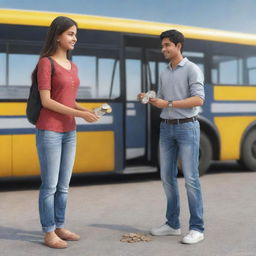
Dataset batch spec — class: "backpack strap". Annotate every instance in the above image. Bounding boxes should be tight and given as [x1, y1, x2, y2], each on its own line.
[47, 56, 55, 76]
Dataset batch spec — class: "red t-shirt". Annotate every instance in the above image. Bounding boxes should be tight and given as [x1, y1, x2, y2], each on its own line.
[36, 57, 80, 132]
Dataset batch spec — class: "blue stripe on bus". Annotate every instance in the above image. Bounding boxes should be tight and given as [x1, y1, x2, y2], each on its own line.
[0, 116, 27, 118]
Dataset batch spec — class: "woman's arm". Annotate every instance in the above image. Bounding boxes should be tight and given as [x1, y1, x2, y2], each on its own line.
[40, 90, 98, 122]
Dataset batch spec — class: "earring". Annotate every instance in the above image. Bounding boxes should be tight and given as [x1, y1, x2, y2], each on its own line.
[57, 40, 60, 42]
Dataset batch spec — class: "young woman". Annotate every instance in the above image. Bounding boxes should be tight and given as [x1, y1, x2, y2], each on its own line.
[33, 16, 98, 249]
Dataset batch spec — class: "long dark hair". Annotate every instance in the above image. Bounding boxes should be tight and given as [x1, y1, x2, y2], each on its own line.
[32, 16, 78, 83]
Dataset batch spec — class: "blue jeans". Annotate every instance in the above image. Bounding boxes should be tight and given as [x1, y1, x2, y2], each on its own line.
[159, 120, 204, 232]
[36, 129, 76, 233]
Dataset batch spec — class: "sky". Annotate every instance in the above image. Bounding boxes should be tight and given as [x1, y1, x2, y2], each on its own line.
[0, 0, 256, 34]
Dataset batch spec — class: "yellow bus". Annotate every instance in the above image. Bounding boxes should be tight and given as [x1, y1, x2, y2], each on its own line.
[1, 9, 256, 177]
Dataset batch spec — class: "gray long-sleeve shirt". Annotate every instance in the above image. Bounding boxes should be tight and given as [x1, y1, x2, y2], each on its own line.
[157, 57, 205, 119]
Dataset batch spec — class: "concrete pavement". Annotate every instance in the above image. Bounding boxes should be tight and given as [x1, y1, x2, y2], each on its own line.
[0, 164, 256, 256]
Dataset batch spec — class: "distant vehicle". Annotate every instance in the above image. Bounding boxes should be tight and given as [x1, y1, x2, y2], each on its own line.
[0, 9, 256, 177]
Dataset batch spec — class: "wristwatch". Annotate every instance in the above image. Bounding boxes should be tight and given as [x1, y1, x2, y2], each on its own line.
[167, 101, 173, 108]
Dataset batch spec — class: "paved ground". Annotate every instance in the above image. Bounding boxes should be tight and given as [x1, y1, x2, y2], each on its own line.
[0, 162, 256, 256]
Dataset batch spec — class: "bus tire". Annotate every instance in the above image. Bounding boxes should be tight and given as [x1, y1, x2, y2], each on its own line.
[199, 131, 212, 176]
[240, 129, 256, 171]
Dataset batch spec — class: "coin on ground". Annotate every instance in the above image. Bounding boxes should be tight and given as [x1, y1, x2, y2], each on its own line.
[120, 233, 153, 243]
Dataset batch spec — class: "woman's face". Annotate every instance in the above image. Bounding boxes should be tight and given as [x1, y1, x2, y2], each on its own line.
[57, 25, 77, 51]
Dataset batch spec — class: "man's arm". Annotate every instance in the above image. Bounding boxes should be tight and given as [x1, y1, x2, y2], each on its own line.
[149, 96, 204, 109]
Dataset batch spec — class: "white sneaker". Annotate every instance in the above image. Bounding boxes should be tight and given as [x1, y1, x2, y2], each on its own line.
[151, 224, 181, 236]
[182, 230, 204, 244]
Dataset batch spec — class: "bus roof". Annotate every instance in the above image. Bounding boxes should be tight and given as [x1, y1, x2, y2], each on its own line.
[1, 8, 256, 46]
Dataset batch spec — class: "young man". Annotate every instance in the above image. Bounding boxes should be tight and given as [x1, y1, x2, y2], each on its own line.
[138, 29, 205, 244]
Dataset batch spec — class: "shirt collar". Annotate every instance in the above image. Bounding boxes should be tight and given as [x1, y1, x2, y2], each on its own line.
[168, 57, 188, 69]
[177, 57, 188, 67]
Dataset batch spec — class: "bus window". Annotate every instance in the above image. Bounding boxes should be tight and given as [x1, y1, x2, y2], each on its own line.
[73, 54, 120, 99]
[183, 51, 204, 58]
[145, 48, 167, 92]
[183, 51, 205, 74]
[126, 59, 141, 100]
[211, 56, 244, 85]
[98, 58, 120, 99]
[159, 62, 167, 74]
[73, 56, 96, 98]
[8, 54, 38, 86]
[248, 70, 256, 85]
[148, 61, 156, 85]
[247, 56, 256, 85]
[0, 52, 6, 86]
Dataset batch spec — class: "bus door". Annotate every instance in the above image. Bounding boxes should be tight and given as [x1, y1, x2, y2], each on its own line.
[145, 49, 168, 165]
[124, 46, 149, 172]
[123, 45, 165, 173]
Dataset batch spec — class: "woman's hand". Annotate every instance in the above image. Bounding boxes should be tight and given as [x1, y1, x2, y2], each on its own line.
[81, 111, 99, 122]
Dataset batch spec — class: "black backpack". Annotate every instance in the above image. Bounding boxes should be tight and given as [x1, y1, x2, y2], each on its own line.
[26, 57, 55, 125]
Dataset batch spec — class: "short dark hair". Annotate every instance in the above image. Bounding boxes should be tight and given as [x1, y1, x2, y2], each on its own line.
[160, 29, 184, 52]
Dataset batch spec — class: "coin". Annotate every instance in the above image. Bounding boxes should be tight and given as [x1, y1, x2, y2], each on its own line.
[120, 233, 153, 243]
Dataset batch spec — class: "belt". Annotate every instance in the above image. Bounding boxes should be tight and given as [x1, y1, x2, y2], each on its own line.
[161, 116, 197, 125]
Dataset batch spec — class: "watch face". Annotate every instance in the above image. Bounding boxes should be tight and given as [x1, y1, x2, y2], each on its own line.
[168, 102, 172, 108]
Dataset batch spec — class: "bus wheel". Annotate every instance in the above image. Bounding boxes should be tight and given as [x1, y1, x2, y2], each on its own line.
[199, 131, 212, 176]
[240, 129, 256, 171]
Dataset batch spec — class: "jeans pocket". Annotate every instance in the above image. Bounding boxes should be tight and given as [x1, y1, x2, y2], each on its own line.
[160, 122, 168, 130]
[180, 120, 199, 130]
[179, 122, 194, 130]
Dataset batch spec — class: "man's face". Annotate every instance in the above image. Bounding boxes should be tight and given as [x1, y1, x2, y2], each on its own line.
[161, 38, 180, 60]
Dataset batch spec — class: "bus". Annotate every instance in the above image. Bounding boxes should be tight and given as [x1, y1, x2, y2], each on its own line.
[1, 9, 256, 178]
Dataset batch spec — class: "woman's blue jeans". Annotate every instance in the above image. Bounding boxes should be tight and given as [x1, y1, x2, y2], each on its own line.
[159, 120, 204, 232]
[36, 129, 76, 233]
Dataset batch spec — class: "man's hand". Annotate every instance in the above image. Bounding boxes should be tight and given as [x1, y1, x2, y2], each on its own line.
[149, 98, 168, 109]
[137, 93, 146, 102]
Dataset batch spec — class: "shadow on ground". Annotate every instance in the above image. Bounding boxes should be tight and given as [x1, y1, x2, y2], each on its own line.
[89, 223, 148, 233]
[0, 226, 43, 244]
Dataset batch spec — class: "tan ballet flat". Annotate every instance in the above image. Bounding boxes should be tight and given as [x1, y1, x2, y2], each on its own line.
[44, 235, 68, 249]
[55, 229, 80, 241]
